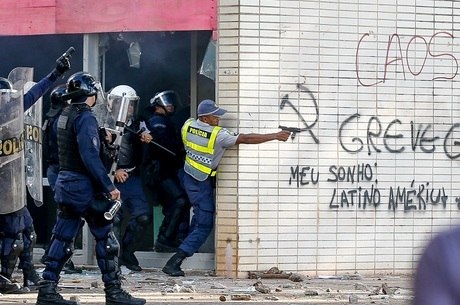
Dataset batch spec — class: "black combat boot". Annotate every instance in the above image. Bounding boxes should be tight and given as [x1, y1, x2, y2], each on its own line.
[23, 267, 41, 288]
[36, 280, 77, 305]
[62, 259, 82, 274]
[162, 250, 186, 276]
[119, 248, 142, 272]
[105, 282, 146, 305]
[0, 275, 20, 294]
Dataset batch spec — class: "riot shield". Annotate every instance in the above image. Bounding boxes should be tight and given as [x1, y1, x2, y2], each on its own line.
[101, 87, 140, 220]
[107, 93, 139, 127]
[24, 81, 43, 207]
[8, 67, 34, 91]
[93, 85, 116, 129]
[0, 73, 27, 214]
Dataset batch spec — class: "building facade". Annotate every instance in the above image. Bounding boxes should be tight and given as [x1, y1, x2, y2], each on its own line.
[215, 0, 460, 278]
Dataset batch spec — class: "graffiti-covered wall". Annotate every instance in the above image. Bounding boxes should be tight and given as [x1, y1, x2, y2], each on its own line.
[216, 0, 460, 277]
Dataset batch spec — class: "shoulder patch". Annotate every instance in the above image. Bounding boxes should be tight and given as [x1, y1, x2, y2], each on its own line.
[92, 136, 99, 147]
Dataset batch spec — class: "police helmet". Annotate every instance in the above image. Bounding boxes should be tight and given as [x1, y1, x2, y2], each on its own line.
[46, 84, 67, 117]
[108, 85, 138, 99]
[107, 85, 140, 118]
[0, 77, 13, 91]
[50, 84, 67, 106]
[66, 72, 98, 101]
[149, 90, 179, 113]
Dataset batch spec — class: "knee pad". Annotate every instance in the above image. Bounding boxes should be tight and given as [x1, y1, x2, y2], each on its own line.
[11, 234, 24, 256]
[48, 235, 75, 259]
[95, 231, 121, 283]
[0, 234, 24, 277]
[97, 231, 119, 258]
[23, 228, 37, 249]
[18, 228, 36, 270]
[0, 235, 23, 257]
[45, 239, 74, 279]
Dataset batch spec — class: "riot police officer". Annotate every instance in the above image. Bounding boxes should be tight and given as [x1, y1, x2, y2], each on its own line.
[143, 90, 191, 253]
[106, 85, 152, 272]
[0, 53, 72, 294]
[41, 84, 80, 274]
[35, 72, 145, 305]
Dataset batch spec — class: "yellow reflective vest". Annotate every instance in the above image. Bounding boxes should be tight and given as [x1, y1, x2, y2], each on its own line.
[181, 118, 222, 181]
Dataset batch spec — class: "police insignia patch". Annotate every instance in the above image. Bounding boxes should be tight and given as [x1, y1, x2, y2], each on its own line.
[92, 136, 98, 147]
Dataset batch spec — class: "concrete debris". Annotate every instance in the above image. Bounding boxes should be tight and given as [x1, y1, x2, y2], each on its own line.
[253, 281, 270, 294]
[265, 295, 279, 301]
[180, 285, 196, 293]
[353, 282, 369, 291]
[232, 286, 256, 294]
[211, 283, 227, 289]
[1, 268, 413, 305]
[341, 273, 364, 280]
[248, 266, 306, 282]
[69, 295, 81, 303]
[349, 294, 359, 303]
[230, 294, 251, 301]
[304, 289, 319, 296]
[288, 273, 306, 282]
[382, 282, 397, 295]
[248, 266, 290, 279]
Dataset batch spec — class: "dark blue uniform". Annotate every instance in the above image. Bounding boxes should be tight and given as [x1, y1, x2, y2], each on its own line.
[0, 70, 61, 291]
[41, 98, 81, 274]
[42, 103, 119, 284]
[36, 71, 145, 305]
[113, 121, 151, 271]
[145, 112, 190, 251]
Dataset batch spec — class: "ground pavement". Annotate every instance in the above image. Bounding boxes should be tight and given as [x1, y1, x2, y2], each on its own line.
[0, 266, 414, 305]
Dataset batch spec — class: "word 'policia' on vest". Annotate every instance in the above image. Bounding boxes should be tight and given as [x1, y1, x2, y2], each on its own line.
[188, 126, 210, 138]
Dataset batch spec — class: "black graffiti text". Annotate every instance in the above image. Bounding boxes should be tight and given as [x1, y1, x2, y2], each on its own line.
[329, 185, 381, 209]
[327, 163, 374, 183]
[339, 114, 460, 159]
[388, 180, 448, 211]
[289, 165, 320, 187]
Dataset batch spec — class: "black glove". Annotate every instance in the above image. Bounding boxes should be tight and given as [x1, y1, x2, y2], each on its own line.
[53, 47, 75, 76]
[55, 56, 71, 75]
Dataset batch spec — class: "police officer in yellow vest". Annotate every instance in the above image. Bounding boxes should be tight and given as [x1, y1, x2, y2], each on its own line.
[162, 99, 291, 276]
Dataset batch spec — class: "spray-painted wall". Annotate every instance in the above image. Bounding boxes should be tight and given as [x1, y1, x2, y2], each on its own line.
[215, 0, 460, 277]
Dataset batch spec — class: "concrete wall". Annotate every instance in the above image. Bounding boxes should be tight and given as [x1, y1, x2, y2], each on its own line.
[215, 0, 460, 278]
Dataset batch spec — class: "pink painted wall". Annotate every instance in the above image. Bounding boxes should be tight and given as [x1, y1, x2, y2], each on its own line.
[0, 0, 217, 36]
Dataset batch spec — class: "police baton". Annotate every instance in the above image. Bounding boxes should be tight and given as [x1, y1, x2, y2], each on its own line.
[125, 126, 177, 157]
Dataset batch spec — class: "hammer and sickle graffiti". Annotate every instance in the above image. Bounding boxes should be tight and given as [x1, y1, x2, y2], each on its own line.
[279, 83, 319, 143]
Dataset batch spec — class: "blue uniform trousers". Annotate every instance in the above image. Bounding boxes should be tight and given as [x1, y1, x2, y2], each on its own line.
[116, 175, 150, 220]
[42, 209, 116, 283]
[178, 174, 214, 256]
[115, 174, 151, 247]
[0, 207, 36, 275]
